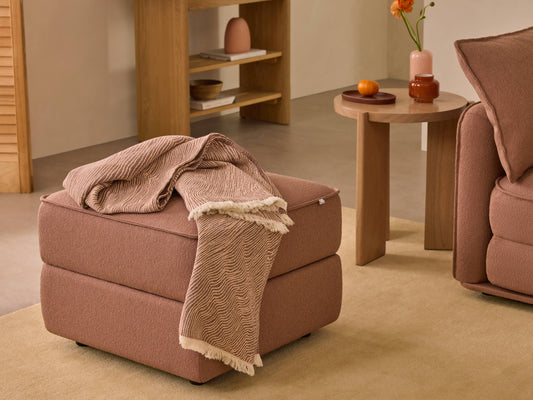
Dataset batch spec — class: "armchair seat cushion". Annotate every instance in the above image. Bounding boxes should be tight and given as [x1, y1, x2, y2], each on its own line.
[487, 168, 533, 294]
[490, 168, 533, 246]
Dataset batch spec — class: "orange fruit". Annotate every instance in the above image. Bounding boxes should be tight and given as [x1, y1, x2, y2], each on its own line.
[358, 80, 379, 97]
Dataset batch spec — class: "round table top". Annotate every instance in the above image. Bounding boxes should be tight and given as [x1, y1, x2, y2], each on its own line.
[334, 88, 468, 123]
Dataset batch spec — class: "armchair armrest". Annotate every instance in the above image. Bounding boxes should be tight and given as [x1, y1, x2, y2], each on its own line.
[453, 103, 504, 283]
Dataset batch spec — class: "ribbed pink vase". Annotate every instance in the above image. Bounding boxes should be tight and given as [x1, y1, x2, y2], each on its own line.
[409, 49, 433, 81]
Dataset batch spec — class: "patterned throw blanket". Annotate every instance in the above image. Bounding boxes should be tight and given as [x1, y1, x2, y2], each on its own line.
[63, 133, 293, 376]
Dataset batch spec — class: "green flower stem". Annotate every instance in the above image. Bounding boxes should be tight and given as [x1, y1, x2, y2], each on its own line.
[400, 2, 436, 52]
[415, 16, 424, 49]
[415, 3, 435, 50]
[400, 10, 421, 51]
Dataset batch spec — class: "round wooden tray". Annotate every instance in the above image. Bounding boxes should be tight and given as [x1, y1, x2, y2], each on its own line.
[342, 90, 396, 105]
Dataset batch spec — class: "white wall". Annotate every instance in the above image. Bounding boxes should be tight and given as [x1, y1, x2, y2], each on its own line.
[424, 0, 533, 101]
[23, 0, 400, 158]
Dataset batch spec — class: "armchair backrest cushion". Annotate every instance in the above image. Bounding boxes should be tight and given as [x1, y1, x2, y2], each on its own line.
[455, 26, 533, 182]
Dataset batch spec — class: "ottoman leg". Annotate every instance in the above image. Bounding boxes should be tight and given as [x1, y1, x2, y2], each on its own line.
[189, 380, 205, 386]
[75, 341, 88, 347]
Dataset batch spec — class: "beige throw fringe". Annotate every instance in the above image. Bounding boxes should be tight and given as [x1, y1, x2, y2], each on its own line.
[63, 133, 293, 375]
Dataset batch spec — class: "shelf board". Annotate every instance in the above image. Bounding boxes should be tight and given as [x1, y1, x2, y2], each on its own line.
[189, 51, 282, 74]
[189, 0, 272, 11]
[190, 88, 281, 118]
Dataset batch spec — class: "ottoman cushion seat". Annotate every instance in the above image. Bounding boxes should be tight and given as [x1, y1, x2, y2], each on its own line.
[39, 173, 341, 303]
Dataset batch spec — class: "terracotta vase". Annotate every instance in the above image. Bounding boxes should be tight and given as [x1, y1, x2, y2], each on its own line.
[409, 49, 433, 81]
[224, 17, 251, 54]
[409, 73, 439, 103]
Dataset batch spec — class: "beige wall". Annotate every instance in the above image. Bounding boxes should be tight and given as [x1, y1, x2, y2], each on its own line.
[424, 0, 533, 101]
[291, 0, 389, 98]
[25, 1, 407, 158]
[24, 0, 137, 159]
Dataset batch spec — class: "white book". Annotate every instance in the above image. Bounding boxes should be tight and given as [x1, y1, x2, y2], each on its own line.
[190, 95, 236, 110]
[199, 48, 267, 62]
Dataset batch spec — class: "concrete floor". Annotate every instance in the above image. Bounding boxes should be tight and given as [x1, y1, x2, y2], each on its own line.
[0, 81, 427, 316]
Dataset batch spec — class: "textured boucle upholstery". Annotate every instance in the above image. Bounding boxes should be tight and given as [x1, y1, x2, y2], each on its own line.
[454, 28, 533, 304]
[490, 170, 533, 246]
[454, 90, 533, 303]
[455, 26, 533, 182]
[486, 169, 533, 294]
[453, 103, 504, 284]
[41, 256, 342, 384]
[486, 238, 533, 296]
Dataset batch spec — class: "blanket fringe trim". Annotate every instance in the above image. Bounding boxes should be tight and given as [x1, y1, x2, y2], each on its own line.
[179, 335, 262, 376]
[188, 197, 294, 234]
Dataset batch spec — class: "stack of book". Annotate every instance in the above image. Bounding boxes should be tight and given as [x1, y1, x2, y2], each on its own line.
[190, 95, 236, 111]
[199, 48, 267, 62]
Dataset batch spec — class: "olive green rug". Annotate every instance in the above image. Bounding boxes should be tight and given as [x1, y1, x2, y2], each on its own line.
[2, 208, 533, 399]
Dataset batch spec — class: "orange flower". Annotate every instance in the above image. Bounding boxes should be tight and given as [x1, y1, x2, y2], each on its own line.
[397, 0, 414, 12]
[390, 1, 435, 52]
[390, 1, 402, 18]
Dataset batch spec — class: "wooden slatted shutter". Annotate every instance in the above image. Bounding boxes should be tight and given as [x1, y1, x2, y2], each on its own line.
[0, 0, 31, 193]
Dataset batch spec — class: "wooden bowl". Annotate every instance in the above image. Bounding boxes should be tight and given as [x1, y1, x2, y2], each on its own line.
[189, 79, 223, 101]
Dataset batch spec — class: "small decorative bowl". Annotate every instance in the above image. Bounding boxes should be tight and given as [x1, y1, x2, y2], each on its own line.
[189, 79, 223, 101]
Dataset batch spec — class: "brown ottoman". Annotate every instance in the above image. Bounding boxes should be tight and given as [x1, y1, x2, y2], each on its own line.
[38, 172, 343, 383]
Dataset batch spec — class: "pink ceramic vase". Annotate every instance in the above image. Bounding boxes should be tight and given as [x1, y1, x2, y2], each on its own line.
[409, 49, 433, 81]
[224, 17, 251, 54]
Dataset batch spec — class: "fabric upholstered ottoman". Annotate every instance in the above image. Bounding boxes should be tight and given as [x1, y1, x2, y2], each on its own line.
[39, 172, 342, 384]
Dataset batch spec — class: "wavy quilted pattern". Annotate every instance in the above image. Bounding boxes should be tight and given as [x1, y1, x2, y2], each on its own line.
[63, 133, 292, 375]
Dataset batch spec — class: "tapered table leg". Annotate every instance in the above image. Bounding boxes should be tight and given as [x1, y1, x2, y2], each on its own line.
[425, 118, 458, 250]
[355, 112, 390, 265]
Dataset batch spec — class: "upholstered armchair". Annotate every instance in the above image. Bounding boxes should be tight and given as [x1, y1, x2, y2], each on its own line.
[454, 27, 533, 303]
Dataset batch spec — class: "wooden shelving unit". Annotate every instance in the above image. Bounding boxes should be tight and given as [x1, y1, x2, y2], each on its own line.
[134, 0, 290, 141]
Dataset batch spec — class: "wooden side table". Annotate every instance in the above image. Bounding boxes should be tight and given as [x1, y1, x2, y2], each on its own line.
[334, 88, 467, 265]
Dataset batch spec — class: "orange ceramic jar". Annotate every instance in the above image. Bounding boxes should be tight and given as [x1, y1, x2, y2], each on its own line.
[409, 74, 439, 103]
